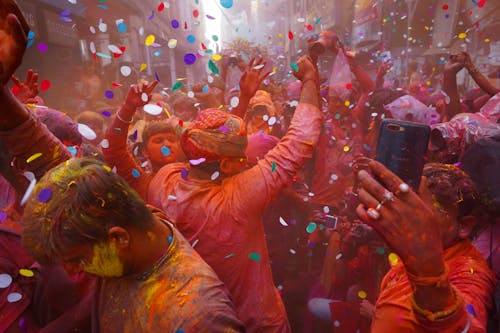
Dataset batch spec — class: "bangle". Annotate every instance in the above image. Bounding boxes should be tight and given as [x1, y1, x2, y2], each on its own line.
[468, 67, 478, 74]
[410, 286, 462, 322]
[116, 111, 133, 124]
[406, 265, 449, 288]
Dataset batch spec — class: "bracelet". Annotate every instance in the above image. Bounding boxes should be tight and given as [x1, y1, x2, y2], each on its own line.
[410, 286, 462, 322]
[468, 67, 478, 74]
[116, 111, 133, 124]
[406, 265, 449, 288]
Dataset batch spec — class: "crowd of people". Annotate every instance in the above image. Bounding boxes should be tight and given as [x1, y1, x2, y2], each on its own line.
[0, 1, 499, 332]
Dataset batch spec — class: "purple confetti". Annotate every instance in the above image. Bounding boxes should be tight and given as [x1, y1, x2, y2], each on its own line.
[38, 43, 48, 53]
[181, 168, 189, 179]
[0, 211, 7, 222]
[171, 19, 179, 29]
[148, 11, 154, 20]
[219, 125, 230, 133]
[38, 188, 52, 203]
[206, 15, 215, 20]
[466, 304, 476, 317]
[132, 130, 138, 141]
[184, 53, 197, 65]
[101, 110, 111, 117]
[104, 90, 114, 99]
[155, 72, 160, 82]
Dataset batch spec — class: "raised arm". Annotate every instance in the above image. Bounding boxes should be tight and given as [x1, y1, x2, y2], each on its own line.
[231, 57, 271, 119]
[102, 81, 157, 200]
[463, 52, 500, 97]
[442, 54, 466, 119]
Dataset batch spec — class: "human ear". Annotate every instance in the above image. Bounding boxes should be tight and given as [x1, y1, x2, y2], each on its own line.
[457, 215, 477, 239]
[108, 226, 130, 249]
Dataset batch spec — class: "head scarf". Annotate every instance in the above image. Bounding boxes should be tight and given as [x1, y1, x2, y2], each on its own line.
[180, 108, 247, 162]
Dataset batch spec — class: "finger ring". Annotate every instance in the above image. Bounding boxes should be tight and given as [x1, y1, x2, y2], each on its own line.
[382, 191, 394, 202]
[367, 208, 380, 220]
[398, 183, 410, 194]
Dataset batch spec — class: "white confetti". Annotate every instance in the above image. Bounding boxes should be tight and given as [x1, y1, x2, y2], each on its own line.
[168, 195, 177, 201]
[279, 217, 288, 226]
[89, 42, 96, 54]
[7, 292, 22, 303]
[253, 64, 265, 70]
[89, 25, 96, 34]
[336, 253, 343, 260]
[289, 249, 296, 254]
[141, 93, 149, 103]
[168, 39, 177, 49]
[189, 158, 206, 166]
[98, 19, 107, 32]
[78, 123, 97, 141]
[120, 66, 132, 77]
[191, 239, 199, 248]
[20, 171, 36, 206]
[0, 274, 13, 288]
[268, 116, 277, 126]
[187, 91, 195, 98]
[100, 139, 109, 149]
[143, 104, 163, 116]
[211, 171, 220, 180]
[108, 45, 122, 54]
[323, 206, 330, 214]
[230, 96, 239, 108]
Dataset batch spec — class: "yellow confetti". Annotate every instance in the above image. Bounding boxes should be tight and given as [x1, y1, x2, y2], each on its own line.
[145, 34, 155, 46]
[212, 54, 222, 61]
[103, 165, 112, 172]
[26, 153, 42, 163]
[19, 269, 34, 277]
[140, 63, 147, 72]
[484, 38, 491, 43]
[358, 290, 367, 299]
[278, 33, 283, 39]
[458, 32, 467, 39]
[343, 146, 350, 152]
[470, 267, 474, 274]
[344, 101, 351, 107]
[382, 18, 387, 23]
[408, 36, 413, 41]
[388, 253, 399, 266]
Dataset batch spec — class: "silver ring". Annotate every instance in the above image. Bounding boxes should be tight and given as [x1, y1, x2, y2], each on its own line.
[367, 208, 380, 220]
[382, 191, 395, 202]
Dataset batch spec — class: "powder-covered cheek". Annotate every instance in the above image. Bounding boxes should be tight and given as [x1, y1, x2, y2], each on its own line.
[83, 242, 124, 277]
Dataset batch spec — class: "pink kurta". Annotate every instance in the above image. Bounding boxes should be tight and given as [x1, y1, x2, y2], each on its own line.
[147, 102, 323, 331]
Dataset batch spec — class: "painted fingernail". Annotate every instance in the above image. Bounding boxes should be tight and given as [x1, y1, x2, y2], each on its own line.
[367, 208, 380, 220]
[398, 183, 410, 193]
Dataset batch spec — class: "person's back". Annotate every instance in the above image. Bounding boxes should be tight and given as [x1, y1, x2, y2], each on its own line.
[148, 55, 323, 331]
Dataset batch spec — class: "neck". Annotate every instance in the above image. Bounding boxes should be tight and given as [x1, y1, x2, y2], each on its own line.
[131, 216, 173, 276]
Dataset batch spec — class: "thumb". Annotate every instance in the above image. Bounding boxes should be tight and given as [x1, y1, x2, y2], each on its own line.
[417, 176, 433, 202]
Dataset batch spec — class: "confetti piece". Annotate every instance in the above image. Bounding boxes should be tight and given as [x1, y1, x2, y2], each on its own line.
[268, 117, 277, 126]
[290, 62, 299, 72]
[189, 158, 206, 166]
[358, 290, 367, 299]
[104, 90, 114, 99]
[0, 211, 7, 222]
[314, 17, 321, 25]
[288, 31, 294, 40]
[271, 162, 277, 172]
[0, 274, 13, 288]
[143, 104, 163, 116]
[172, 81, 183, 91]
[78, 123, 97, 140]
[168, 39, 178, 49]
[171, 19, 179, 29]
[225, 253, 235, 259]
[458, 32, 467, 39]
[206, 15, 215, 20]
[192, 239, 199, 248]
[186, 35, 196, 43]
[208, 60, 220, 75]
[376, 247, 385, 255]
[38, 188, 52, 203]
[343, 145, 350, 152]
[67, 146, 77, 157]
[306, 222, 317, 233]
[38, 43, 48, 53]
[230, 96, 239, 108]
[248, 252, 261, 262]
[184, 53, 197, 65]
[132, 169, 141, 178]
[212, 35, 219, 42]
[211, 171, 220, 180]
[120, 66, 132, 77]
[117, 22, 127, 33]
[181, 168, 189, 179]
[193, 9, 199, 18]
[161, 146, 171, 156]
[7, 293, 22, 303]
[388, 253, 399, 266]
[20, 172, 36, 206]
[26, 153, 42, 163]
[442, 4, 449, 10]
[279, 217, 288, 226]
[336, 253, 343, 260]
[344, 101, 350, 107]
[145, 34, 155, 46]
[465, 304, 476, 317]
[220, 0, 233, 8]
[158, 2, 165, 11]
[19, 269, 34, 278]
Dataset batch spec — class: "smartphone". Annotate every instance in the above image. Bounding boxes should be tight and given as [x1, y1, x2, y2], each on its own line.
[324, 215, 338, 229]
[375, 119, 430, 189]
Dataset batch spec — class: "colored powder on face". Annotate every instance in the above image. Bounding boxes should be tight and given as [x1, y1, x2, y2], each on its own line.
[83, 242, 124, 277]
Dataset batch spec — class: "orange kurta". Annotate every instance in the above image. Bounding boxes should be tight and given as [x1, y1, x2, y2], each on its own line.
[372, 240, 496, 332]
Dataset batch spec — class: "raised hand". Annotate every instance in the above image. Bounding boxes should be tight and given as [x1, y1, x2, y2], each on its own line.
[238, 57, 271, 99]
[292, 55, 318, 86]
[11, 69, 38, 103]
[444, 53, 466, 74]
[353, 158, 444, 277]
[0, 0, 30, 85]
[121, 81, 158, 118]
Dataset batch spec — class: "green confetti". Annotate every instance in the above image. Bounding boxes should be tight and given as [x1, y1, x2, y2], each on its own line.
[315, 17, 322, 25]
[208, 59, 220, 75]
[248, 252, 261, 262]
[172, 81, 183, 91]
[376, 247, 386, 255]
[290, 62, 299, 72]
[212, 35, 219, 42]
[271, 162, 277, 172]
[306, 222, 317, 233]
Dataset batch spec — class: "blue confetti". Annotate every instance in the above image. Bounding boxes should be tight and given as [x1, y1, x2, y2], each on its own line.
[202, 85, 209, 93]
[181, 169, 189, 179]
[67, 146, 77, 157]
[117, 22, 127, 33]
[167, 236, 173, 244]
[466, 304, 476, 317]
[132, 168, 141, 178]
[161, 146, 171, 156]
[220, 0, 233, 9]
[27, 31, 35, 39]
[27, 39, 35, 48]
[97, 4, 108, 10]
[186, 35, 196, 43]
